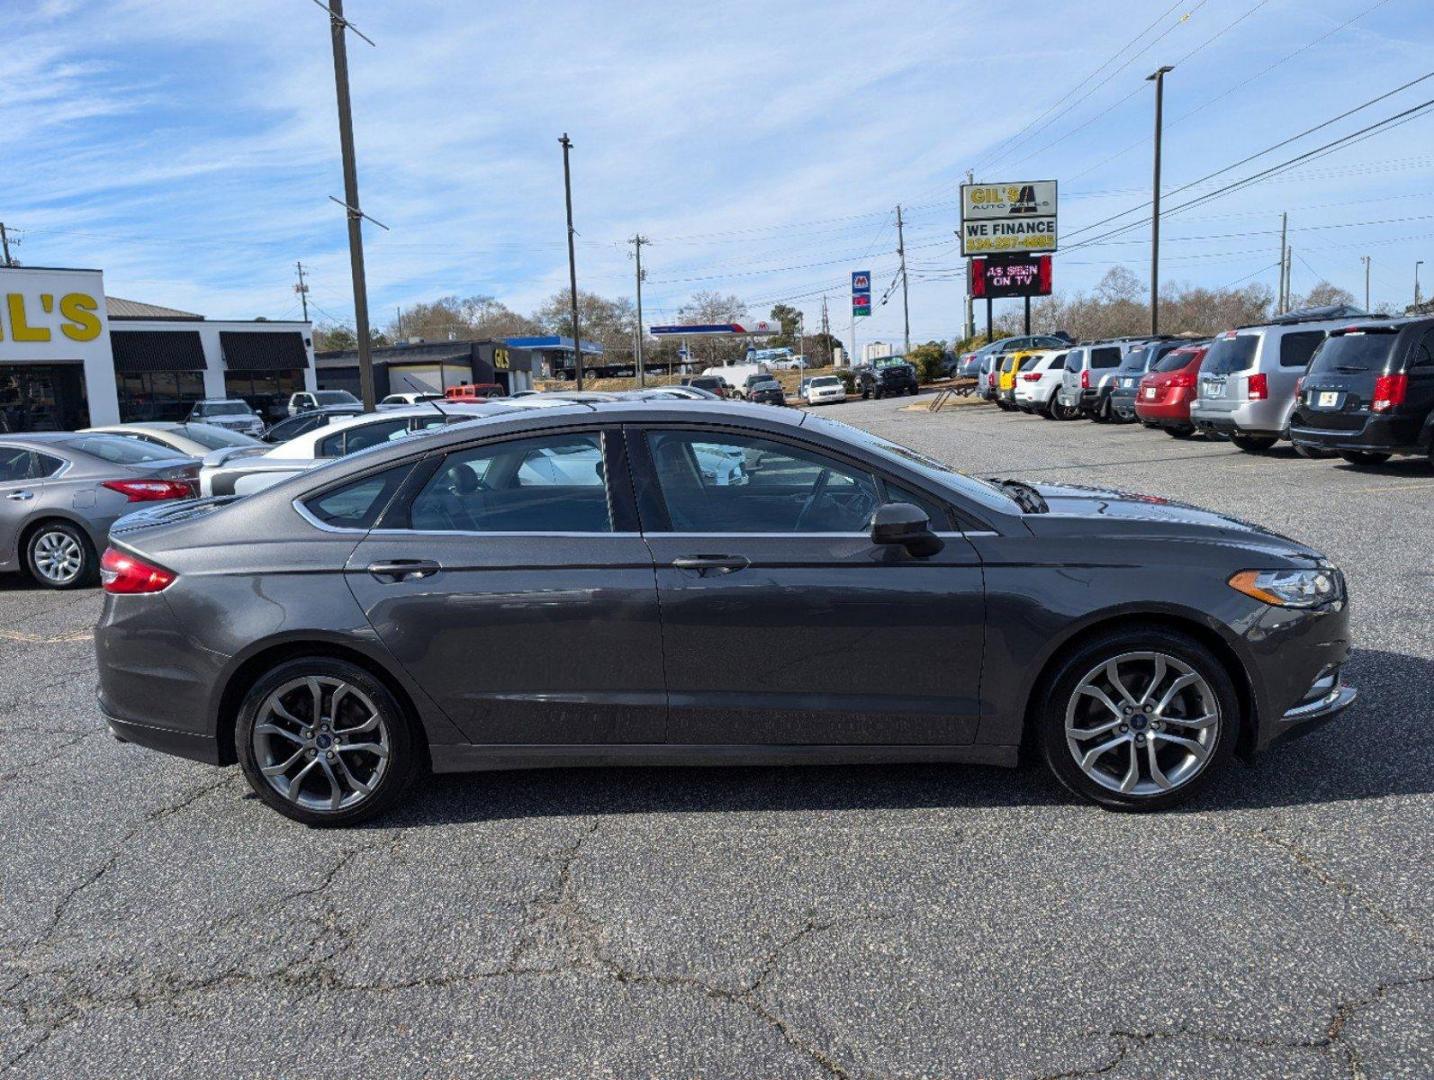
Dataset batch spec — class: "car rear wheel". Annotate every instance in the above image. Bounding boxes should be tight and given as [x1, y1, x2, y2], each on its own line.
[1231, 434, 1278, 453]
[237, 658, 419, 826]
[1039, 628, 1237, 811]
[25, 521, 96, 590]
[1165, 425, 1196, 439]
[1339, 450, 1392, 467]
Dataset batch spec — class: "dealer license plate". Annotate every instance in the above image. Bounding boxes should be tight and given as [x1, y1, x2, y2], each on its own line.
[1143, 387, 1157, 400]
[1318, 391, 1339, 408]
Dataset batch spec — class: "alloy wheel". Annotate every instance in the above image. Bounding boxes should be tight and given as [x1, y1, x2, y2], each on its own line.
[252, 676, 391, 813]
[32, 530, 84, 585]
[1064, 651, 1220, 797]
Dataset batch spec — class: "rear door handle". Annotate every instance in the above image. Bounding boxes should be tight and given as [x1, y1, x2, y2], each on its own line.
[367, 559, 442, 582]
[672, 554, 750, 575]
[6, 490, 34, 501]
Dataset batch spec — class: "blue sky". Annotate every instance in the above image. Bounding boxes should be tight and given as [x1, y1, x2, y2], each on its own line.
[5, 0, 1432, 348]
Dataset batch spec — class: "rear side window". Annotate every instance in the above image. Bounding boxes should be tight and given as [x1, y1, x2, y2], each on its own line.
[305, 463, 414, 530]
[1203, 335, 1259, 374]
[1306, 332, 1399, 375]
[1048, 352, 1068, 370]
[409, 433, 611, 533]
[32, 452, 64, 478]
[1279, 330, 1326, 368]
[1091, 347, 1121, 369]
[1118, 347, 1152, 372]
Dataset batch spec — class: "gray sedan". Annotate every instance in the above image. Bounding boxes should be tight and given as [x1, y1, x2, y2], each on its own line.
[0, 433, 198, 589]
[81, 421, 267, 458]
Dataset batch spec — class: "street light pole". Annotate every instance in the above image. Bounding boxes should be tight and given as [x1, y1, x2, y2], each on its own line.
[631, 234, 648, 386]
[1146, 65, 1174, 337]
[1414, 260, 1423, 308]
[559, 134, 584, 388]
[1362, 255, 1371, 311]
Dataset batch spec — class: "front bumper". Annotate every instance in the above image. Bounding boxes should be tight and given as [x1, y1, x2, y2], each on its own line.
[1262, 671, 1357, 752]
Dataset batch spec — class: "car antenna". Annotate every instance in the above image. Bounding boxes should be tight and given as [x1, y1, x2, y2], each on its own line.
[401, 373, 450, 421]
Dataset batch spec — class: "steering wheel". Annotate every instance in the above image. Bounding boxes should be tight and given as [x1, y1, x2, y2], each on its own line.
[793, 467, 832, 531]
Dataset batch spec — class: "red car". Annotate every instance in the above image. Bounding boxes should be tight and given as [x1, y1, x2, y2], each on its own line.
[444, 382, 506, 402]
[1134, 344, 1208, 438]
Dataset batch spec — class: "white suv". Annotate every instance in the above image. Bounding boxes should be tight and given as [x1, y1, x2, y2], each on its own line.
[1012, 350, 1073, 418]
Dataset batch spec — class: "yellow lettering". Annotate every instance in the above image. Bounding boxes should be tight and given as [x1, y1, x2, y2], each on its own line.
[6, 294, 50, 342]
[59, 293, 101, 341]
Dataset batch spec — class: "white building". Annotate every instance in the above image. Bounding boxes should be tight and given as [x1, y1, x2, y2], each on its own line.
[0, 266, 315, 431]
[862, 341, 894, 363]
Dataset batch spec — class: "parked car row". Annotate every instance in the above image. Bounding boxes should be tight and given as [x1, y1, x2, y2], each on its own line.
[966, 306, 1434, 468]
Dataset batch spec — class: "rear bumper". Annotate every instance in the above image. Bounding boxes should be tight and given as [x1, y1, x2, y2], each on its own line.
[1289, 412, 1427, 455]
[104, 708, 222, 765]
[1135, 389, 1195, 425]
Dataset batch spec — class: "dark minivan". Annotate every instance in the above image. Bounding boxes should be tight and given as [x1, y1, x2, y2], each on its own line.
[1289, 318, 1434, 467]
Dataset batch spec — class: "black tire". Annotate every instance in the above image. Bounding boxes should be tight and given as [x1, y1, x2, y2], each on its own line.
[1038, 626, 1239, 812]
[1165, 425, 1196, 439]
[1338, 450, 1391, 467]
[236, 657, 420, 827]
[1231, 434, 1278, 453]
[861, 387, 871, 400]
[25, 520, 97, 590]
[1091, 397, 1113, 423]
[908, 385, 917, 396]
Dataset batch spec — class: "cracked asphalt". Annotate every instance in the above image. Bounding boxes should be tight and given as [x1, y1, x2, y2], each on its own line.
[2, 396, 1431, 1079]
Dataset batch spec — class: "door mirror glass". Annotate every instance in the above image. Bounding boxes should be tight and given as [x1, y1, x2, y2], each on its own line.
[870, 502, 943, 557]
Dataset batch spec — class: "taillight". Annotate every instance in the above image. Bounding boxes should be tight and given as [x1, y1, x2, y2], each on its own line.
[1170, 371, 1196, 389]
[1247, 373, 1268, 400]
[1021, 372, 1041, 382]
[101, 479, 194, 503]
[101, 547, 176, 594]
[1081, 369, 1090, 389]
[1372, 373, 1407, 412]
[1294, 376, 1305, 401]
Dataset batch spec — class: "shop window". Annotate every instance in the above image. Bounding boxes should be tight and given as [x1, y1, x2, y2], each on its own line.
[116, 371, 206, 423]
[225, 370, 301, 423]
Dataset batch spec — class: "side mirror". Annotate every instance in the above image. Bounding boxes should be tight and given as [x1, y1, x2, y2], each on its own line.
[870, 502, 944, 557]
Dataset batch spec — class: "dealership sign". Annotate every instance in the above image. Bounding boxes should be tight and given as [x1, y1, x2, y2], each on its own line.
[969, 254, 1053, 299]
[851, 270, 871, 317]
[960, 180, 1057, 256]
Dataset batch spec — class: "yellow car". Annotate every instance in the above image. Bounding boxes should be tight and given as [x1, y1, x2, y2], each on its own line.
[996, 349, 1041, 410]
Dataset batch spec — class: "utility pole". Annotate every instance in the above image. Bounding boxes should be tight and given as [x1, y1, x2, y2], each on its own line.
[1361, 255, 1371, 311]
[1285, 248, 1294, 309]
[820, 295, 832, 367]
[559, 133, 584, 389]
[323, 0, 379, 411]
[630, 234, 648, 386]
[1416, 261, 1424, 308]
[896, 204, 911, 355]
[0, 223, 12, 268]
[293, 261, 311, 322]
[1147, 65, 1174, 336]
[964, 169, 975, 340]
[1277, 214, 1287, 315]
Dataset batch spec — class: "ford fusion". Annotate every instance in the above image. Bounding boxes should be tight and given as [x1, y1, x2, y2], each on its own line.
[95, 401, 1354, 825]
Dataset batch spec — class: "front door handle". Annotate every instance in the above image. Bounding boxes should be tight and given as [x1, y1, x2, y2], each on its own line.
[367, 559, 442, 582]
[672, 554, 750, 575]
[6, 490, 34, 501]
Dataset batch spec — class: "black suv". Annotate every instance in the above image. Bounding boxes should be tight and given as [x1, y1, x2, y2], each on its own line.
[1289, 317, 1434, 467]
[857, 359, 919, 399]
[744, 375, 787, 405]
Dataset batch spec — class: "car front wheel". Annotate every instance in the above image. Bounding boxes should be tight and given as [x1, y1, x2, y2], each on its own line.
[1039, 628, 1237, 811]
[236, 658, 419, 826]
[1231, 434, 1278, 453]
[1339, 450, 1392, 467]
[26, 521, 96, 590]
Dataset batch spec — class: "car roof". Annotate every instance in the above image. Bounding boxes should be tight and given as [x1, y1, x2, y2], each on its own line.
[83, 421, 185, 434]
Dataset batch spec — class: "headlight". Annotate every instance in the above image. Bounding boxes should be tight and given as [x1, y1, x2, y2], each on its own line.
[1228, 568, 1339, 608]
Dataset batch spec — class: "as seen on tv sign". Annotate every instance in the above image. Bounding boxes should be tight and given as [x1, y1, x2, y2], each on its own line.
[969, 254, 1052, 299]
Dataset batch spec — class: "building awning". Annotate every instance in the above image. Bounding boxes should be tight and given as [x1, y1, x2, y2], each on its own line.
[220, 330, 309, 372]
[504, 335, 604, 356]
[110, 330, 206, 373]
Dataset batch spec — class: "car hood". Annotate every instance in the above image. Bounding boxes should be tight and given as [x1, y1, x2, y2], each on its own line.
[1019, 481, 1318, 557]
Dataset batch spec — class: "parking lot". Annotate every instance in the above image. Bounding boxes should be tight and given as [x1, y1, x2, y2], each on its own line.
[1, 395, 1431, 1079]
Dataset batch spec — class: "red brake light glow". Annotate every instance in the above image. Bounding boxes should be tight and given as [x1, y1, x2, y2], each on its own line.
[101, 479, 194, 503]
[1080, 369, 1090, 389]
[1170, 371, 1196, 389]
[1247, 373, 1268, 401]
[100, 548, 176, 594]
[1372, 373, 1407, 412]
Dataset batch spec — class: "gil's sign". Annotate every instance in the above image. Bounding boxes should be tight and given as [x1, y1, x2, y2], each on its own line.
[960, 181, 1057, 256]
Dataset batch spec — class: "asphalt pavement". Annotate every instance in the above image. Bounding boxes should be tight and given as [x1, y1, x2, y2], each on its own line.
[1, 397, 1430, 1079]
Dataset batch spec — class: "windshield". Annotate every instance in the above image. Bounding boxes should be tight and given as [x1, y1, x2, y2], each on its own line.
[1154, 348, 1201, 373]
[198, 402, 251, 416]
[65, 435, 185, 464]
[751, 378, 779, 389]
[179, 424, 262, 449]
[800, 413, 1016, 517]
[811, 376, 841, 386]
[1203, 335, 1259, 374]
[1306, 331, 1399, 374]
[874, 356, 907, 368]
[314, 390, 359, 406]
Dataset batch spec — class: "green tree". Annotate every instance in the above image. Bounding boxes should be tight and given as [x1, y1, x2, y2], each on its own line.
[907, 340, 947, 382]
[769, 303, 801, 350]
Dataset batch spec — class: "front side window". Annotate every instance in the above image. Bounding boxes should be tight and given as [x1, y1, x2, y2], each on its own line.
[408, 433, 611, 533]
[646, 430, 879, 534]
